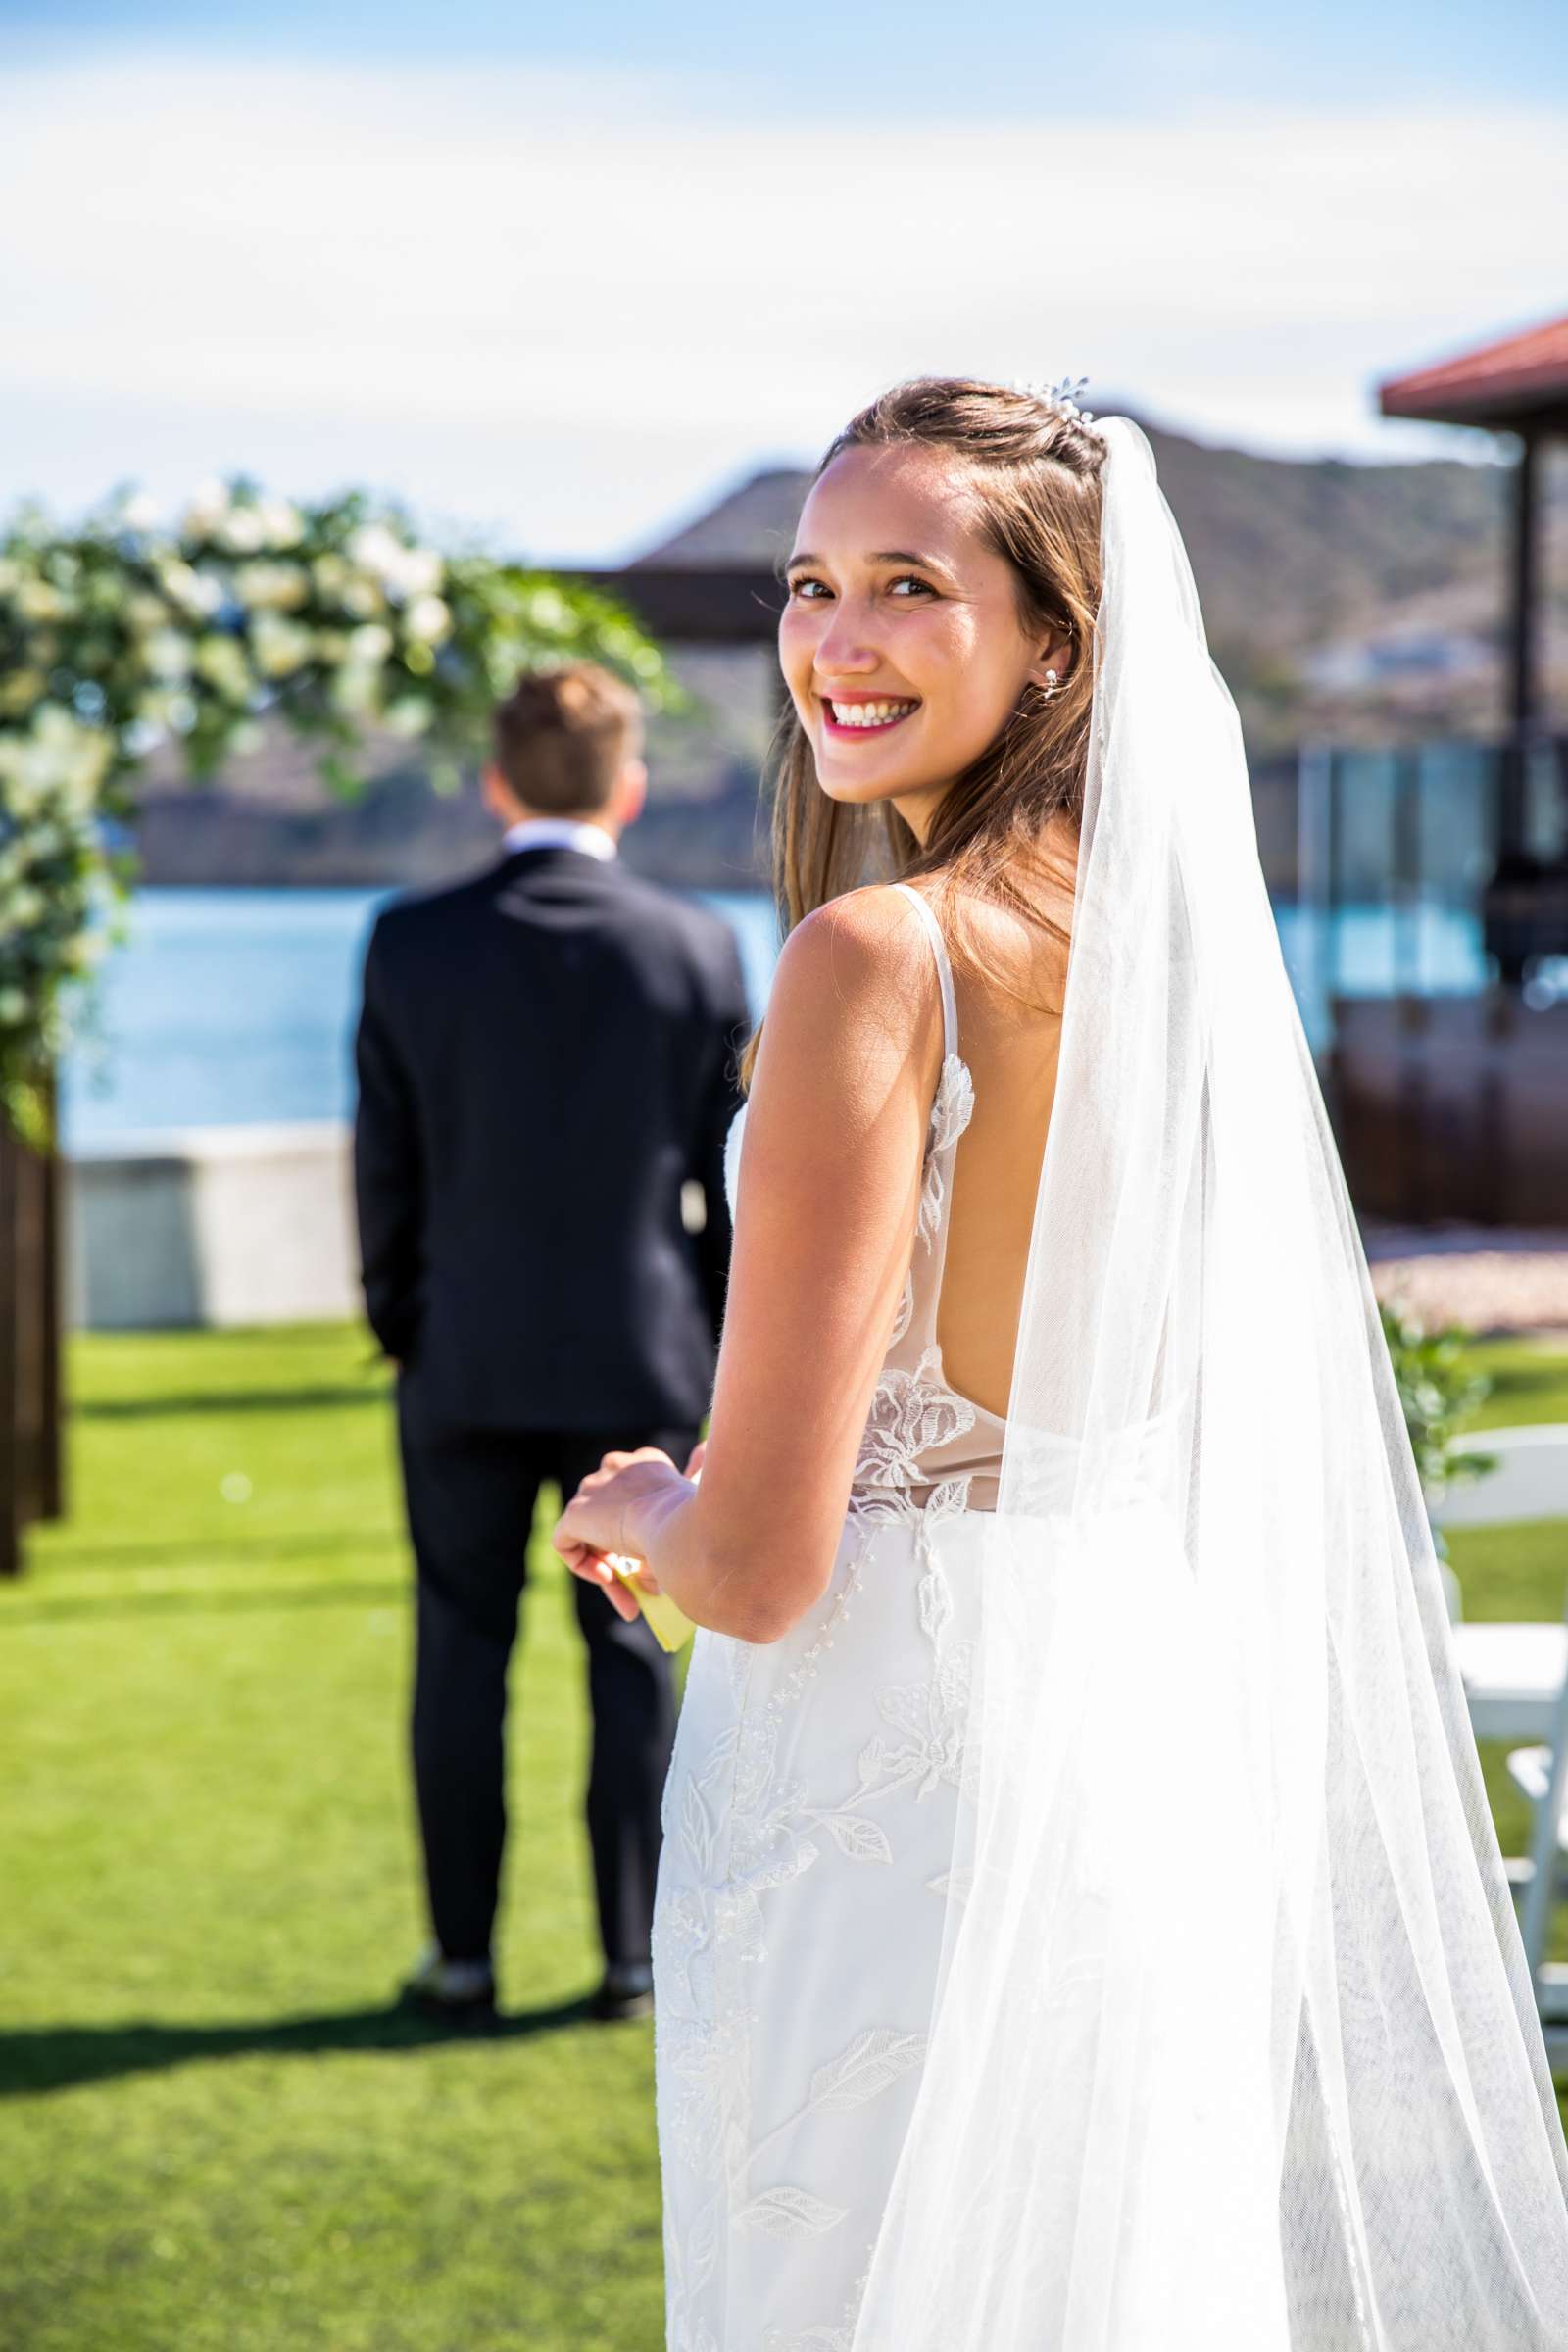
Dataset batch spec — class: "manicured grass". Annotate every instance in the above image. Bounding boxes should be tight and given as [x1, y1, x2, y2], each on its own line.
[1465, 1333, 1568, 1432]
[1, 1325, 663, 2352]
[2, 1327, 1564, 2350]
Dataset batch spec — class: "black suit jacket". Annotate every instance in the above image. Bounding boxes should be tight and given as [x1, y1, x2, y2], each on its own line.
[353, 845, 751, 1434]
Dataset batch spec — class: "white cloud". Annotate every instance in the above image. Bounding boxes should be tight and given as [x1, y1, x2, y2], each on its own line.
[1, 52, 1561, 554]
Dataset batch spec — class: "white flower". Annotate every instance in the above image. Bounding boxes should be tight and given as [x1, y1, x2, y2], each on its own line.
[118, 491, 161, 532]
[181, 478, 230, 535]
[143, 629, 193, 681]
[347, 621, 393, 666]
[0, 667, 46, 716]
[156, 560, 222, 618]
[347, 522, 404, 580]
[341, 577, 384, 619]
[331, 665, 382, 719]
[193, 634, 253, 703]
[6, 887, 42, 926]
[347, 525, 443, 600]
[249, 613, 313, 679]
[0, 987, 30, 1024]
[216, 507, 267, 556]
[403, 593, 450, 644]
[257, 496, 304, 549]
[234, 560, 309, 612]
[384, 695, 433, 738]
[16, 577, 67, 622]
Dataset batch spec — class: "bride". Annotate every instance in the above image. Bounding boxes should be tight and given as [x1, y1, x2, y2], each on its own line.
[554, 379, 1568, 2349]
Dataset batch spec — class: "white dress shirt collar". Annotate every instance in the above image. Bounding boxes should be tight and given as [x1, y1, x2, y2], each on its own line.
[501, 816, 617, 862]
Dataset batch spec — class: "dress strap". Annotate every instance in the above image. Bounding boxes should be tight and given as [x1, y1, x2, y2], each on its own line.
[891, 883, 957, 1061]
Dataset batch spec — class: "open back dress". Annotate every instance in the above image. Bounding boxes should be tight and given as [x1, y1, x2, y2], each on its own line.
[652, 883, 1005, 2352]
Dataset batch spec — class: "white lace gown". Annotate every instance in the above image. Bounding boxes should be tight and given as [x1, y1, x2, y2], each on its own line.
[653, 887, 1004, 2352]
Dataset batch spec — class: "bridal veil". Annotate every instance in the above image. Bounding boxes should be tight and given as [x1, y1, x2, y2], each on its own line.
[850, 417, 1568, 2348]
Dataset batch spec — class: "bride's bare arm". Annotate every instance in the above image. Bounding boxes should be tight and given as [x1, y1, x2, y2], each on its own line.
[555, 886, 940, 1642]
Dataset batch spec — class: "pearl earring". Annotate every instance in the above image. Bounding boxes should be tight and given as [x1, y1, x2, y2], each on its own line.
[1038, 669, 1061, 700]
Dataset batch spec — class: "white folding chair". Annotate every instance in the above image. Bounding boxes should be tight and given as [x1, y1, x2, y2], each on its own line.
[1430, 1425, 1568, 2052]
[1433, 1427, 1568, 1740]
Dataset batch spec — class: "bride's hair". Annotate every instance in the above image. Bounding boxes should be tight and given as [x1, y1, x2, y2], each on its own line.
[742, 377, 1106, 1087]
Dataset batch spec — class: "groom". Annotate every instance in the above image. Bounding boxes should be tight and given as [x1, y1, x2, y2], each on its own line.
[353, 661, 750, 2023]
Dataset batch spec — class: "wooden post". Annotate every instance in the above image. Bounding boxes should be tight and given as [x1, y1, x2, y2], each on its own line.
[0, 1070, 65, 1574]
[39, 1074, 63, 1523]
[1508, 429, 1541, 740]
[0, 1114, 19, 1576]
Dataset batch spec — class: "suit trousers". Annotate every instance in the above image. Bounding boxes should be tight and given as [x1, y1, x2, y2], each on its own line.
[396, 1401, 700, 1970]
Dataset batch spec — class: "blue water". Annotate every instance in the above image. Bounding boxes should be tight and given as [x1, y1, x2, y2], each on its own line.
[62, 887, 783, 1147]
[60, 886, 1487, 1148]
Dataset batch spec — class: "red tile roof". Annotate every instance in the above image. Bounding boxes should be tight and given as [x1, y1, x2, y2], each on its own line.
[1380, 314, 1568, 425]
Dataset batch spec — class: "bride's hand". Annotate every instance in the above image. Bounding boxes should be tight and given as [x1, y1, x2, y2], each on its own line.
[552, 1447, 687, 1621]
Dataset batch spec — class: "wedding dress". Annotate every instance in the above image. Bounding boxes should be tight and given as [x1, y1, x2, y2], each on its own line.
[652, 416, 1568, 2352]
[653, 882, 997, 2352]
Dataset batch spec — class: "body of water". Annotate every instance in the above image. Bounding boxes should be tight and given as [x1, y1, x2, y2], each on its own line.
[60, 884, 1487, 1148]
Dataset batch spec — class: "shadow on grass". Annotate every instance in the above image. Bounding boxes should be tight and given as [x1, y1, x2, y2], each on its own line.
[0, 1577, 407, 1625]
[20, 1527, 406, 1576]
[0, 1994, 603, 2098]
[74, 1383, 394, 1422]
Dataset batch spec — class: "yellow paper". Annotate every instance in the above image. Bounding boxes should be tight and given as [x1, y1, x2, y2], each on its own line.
[609, 1555, 695, 1653]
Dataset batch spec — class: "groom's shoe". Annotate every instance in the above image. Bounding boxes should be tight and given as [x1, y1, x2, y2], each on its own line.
[399, 1945, 498, 2026]
[591, 1960, 654, 2023]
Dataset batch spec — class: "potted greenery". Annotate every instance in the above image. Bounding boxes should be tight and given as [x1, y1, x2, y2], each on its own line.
[1380, 1303, 1497, 1622]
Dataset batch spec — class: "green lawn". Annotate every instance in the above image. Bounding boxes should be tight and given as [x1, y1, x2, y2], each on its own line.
[1, 1326, 664, 2352]
[2, 1325, 1565, 2350]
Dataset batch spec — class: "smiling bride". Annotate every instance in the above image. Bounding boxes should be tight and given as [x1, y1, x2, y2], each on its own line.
[554, 378, 1568, 2350]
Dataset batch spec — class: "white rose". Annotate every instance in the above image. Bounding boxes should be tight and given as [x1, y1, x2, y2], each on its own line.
[403, 594, 450, 644]
[194, 634, 253, 703]
[347, 622, 393, 665]
[218, 507, 267, 556]
[182, 478, 231, 535]
[235, 561, 309, 612]
[17, 578, 67, 622]
[347, 523, 402, 580]
[144, 629, 193, 681]
[384, 695, 433, 739]
[258, 496, 304, 549]
[397, 546, 444, 598]
[0, 987, 31, 1024]
[250, 613, 313, 679]
[330, 665, 382, 720]
[8, 887, 42, 925]
[120, 491, 161, 532]
[157, 560, 222, 618]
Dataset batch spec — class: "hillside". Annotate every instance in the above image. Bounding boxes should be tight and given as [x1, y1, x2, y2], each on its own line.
[131, 417, 1567, 895]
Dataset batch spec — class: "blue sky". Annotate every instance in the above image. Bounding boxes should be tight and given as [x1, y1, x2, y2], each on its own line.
[8, 0, 1565, 114]
[0, 4, 1563, 559]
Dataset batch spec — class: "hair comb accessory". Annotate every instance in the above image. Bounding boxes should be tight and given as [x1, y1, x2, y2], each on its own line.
[1008, 373, 1098, 427]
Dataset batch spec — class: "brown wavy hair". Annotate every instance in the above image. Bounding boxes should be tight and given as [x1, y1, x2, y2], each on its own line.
[743, 377, 1107, 1086]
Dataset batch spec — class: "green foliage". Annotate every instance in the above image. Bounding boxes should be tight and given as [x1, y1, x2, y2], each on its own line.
[1379, 1301, 1497, 1496]
[0, 482, 673, 1136]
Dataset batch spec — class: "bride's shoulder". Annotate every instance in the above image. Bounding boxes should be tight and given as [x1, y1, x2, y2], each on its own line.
[770, 884, 930, 1020]
[769, 884, 939, 1038]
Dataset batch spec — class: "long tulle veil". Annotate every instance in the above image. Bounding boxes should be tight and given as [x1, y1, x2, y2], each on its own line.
[850, 417, 1568, 2348]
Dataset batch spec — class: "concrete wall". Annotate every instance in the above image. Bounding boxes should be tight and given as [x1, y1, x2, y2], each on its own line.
[67, 1123, 361, 1330]
[66, 1124, 710, 1332]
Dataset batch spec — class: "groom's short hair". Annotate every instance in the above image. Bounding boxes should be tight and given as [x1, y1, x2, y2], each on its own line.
[492, 662, 643, 815]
